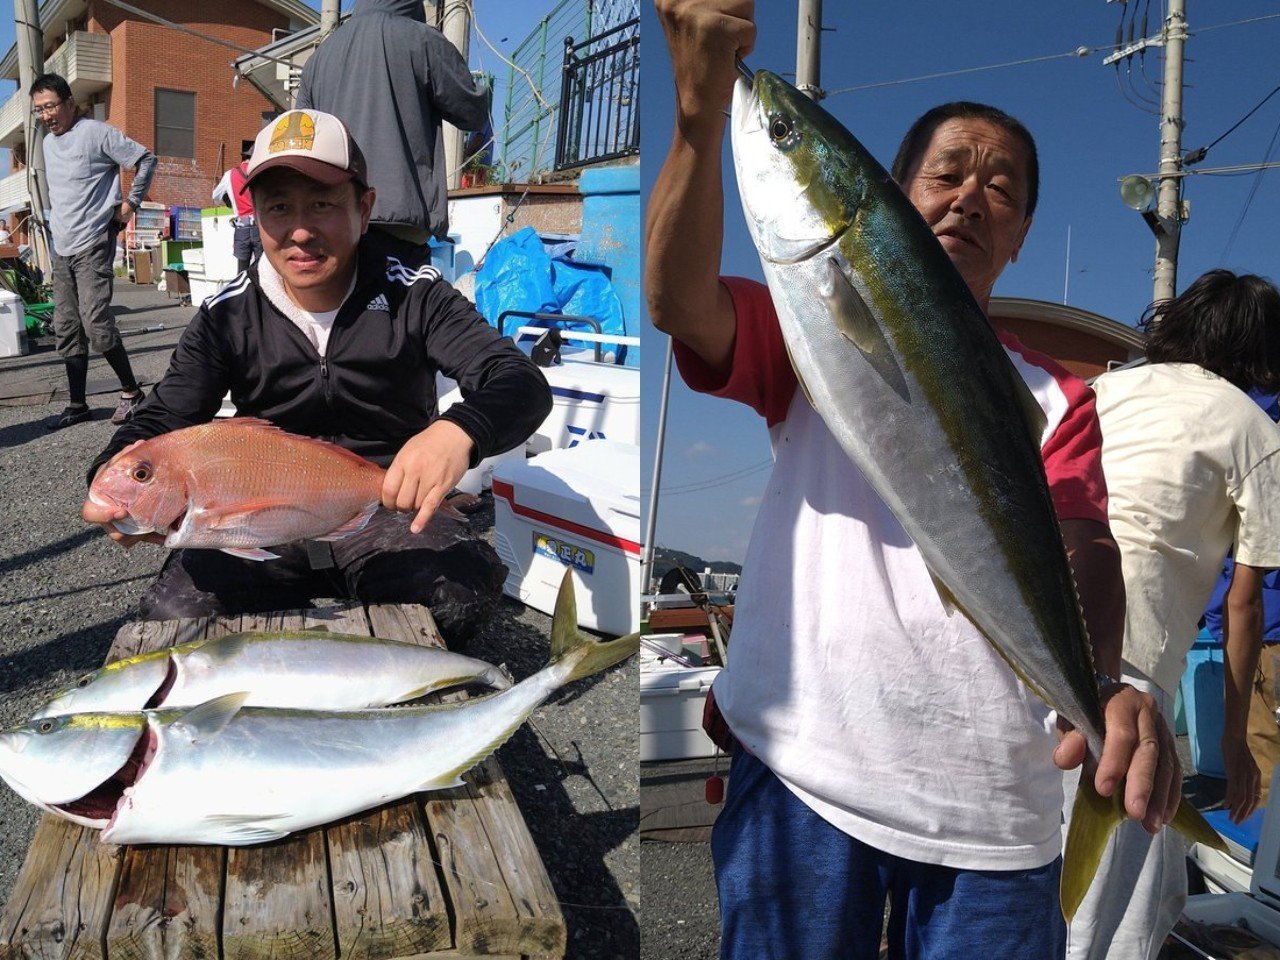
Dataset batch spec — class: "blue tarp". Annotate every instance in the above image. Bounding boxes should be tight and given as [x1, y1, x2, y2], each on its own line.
[474, 227, 632, 365]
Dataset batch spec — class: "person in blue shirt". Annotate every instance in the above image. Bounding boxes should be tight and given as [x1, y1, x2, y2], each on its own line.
[1201, 389, 1280, 804]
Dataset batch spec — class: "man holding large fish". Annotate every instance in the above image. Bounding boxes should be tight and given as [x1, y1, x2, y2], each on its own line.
[81, 109, 551, 647]
[649, 1, 1188, 955]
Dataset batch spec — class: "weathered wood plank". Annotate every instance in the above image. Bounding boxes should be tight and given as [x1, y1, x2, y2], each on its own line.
[105, 619, 224, 960]
[366, 604, 566, 957]
[0, 620, 193, 960]
[462, 762, 564, 958]
[298, 606, 453, 960]
[0, 818, 122, 960]
[220, 612, 337, 960]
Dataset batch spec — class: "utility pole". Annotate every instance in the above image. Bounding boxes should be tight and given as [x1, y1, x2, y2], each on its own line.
[796, 0, 823, 102]
[1153, 0, 1187, 303]
[15, 0, 51, 274]
[440, 0, 471, 189]
[320, 0, 341, 39]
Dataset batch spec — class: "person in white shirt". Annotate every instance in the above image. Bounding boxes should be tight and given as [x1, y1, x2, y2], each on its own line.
[1068, 269, 1280, 960]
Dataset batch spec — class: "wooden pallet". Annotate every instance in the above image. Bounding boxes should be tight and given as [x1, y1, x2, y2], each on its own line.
[0, 604, 565, 960]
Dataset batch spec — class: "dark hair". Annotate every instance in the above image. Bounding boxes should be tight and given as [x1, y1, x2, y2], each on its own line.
[1140, 269, 1280, 392]
[891, 102, 1039, 217]
[29, 73, 72, 102]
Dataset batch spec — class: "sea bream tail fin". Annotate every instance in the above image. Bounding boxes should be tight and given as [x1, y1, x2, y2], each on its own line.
[1061, 777, 1227, 921]
[549, 571, 640, 683]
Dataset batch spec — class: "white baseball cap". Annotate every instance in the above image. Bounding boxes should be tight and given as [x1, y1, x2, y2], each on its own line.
[241, 109, 368, 193]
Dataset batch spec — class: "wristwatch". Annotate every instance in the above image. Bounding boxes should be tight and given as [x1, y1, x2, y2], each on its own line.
[1095, 669, 1122, 690]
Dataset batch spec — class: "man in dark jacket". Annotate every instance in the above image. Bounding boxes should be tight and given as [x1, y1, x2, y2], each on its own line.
[81, 110, 551, 647]
[296, 0, 490, 243]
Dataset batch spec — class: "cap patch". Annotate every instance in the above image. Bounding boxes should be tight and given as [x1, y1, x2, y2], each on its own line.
[270, 113, 316, 154]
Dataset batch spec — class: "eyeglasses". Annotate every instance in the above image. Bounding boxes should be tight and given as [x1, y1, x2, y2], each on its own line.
[31, 101, 65, 117]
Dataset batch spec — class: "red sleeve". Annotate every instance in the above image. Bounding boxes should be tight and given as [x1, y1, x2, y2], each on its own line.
[997, 331, 1109, 524]
[671, 277, 797, 427]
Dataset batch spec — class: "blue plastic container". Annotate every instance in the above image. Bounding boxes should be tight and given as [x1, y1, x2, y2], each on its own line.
[1181, 641, 1226, 778]
[576, 165, 640, 366]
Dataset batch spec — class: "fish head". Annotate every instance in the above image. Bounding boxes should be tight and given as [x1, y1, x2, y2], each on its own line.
[88, 439, 188, 536]
[31, 652, 173, 719]
[731, 70, 871, 265]
[0, 712, 146, 811]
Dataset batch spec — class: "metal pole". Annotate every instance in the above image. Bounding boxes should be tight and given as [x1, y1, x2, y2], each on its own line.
[441, 0, 472, 190]
[796, 0, 823, 101]
[1063, 224, 1071, 305]
[15, 0, 51, 274]
[1153, 0, 1186, 304]
[320, 0, 341, 39]
[642, 338, 675, 594]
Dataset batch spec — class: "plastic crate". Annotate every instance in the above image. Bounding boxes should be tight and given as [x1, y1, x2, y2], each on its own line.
[171, 206, 202, 242]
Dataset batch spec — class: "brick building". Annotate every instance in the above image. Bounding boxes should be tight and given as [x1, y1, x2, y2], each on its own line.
[0, 0, 318, 243]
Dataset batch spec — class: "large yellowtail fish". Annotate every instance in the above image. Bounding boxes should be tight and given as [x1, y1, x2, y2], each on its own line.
[729, 66, 1222, 919]
[0, 574, 637, 845]
[30, 631, 512, 720]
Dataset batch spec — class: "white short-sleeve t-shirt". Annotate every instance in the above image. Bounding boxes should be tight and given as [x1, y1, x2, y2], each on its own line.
[1094, 362, 1280, 694]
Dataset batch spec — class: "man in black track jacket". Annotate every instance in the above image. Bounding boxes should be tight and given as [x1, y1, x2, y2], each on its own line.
[82, 110, 551, 647]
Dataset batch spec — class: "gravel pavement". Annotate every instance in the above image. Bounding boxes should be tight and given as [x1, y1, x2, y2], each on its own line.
[0, 282, 638, 957]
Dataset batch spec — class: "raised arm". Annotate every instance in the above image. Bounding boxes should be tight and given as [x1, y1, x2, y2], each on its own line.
[646, 0, 754, 373]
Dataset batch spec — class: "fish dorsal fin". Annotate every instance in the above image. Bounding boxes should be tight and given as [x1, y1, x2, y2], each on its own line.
[171, 692, 249, 741]
[820, 257, 909, 403]
[186, 633, 248, 673]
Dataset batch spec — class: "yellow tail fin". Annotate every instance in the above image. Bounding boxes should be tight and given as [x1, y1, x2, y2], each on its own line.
[1061, 775, 1228, 921]
[548, 571, 640, 682]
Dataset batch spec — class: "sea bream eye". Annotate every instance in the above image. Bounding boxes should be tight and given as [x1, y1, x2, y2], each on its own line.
[131, 465, 152, 483]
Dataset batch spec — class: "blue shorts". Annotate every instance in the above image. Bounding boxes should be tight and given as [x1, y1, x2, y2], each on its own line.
[711, 750, 1066, 960]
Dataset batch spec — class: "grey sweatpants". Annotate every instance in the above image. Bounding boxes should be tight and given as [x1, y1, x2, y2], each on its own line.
[51, 227, 120, 359]
[1063, 677, 1185, 960]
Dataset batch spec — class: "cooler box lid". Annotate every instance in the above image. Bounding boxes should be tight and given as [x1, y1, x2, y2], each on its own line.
[639, 663, 720, 695]
[1250, 767, 1280, 905]
[492, 440, 639, 544]
[1204, 807, 1264, 866]
[542, 360, 640, 402]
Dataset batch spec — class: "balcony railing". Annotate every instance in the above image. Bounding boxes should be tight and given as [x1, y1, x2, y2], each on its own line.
[0, 92, 23, 149]
[554, 18, 639, 171]
[45, 31, 112, 99]
[0, 170, 31, 214]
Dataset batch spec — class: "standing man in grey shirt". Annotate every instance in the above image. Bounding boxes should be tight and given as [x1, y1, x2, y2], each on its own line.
[295, 0, 490, 245]
[31, 74, 157, 430]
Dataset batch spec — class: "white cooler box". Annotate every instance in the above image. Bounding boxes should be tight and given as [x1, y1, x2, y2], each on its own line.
[0, 290, 29, 357]
[531, 360, 640, 453]
[1179, 767, 1280, 949]
[640, 662, 721, 762]
[492, 439, 640, 635]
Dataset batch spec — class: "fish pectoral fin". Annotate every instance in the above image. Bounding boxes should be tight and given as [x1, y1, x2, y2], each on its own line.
[171, 691, 249, 742]
[820, 257, 910, 403]
[203, 814, 292, 845]
[202, 501, 302, 530]
[314, 501, 380, 542]
[1061, 773, 1126, 921]
[1170, 796, 1228, 852]
[220, 547, 280, 561]
[780, 336, 820, 411]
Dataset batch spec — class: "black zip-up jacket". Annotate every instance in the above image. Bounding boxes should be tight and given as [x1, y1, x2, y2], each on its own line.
[89, 231, 551, 482]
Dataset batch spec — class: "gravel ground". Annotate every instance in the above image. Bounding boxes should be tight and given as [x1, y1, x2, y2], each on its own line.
[0, 283, 638, 958]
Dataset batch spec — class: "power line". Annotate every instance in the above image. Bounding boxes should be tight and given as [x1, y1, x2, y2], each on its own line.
[642, 458, 775, 496]
[1219, 113, 1280, 262]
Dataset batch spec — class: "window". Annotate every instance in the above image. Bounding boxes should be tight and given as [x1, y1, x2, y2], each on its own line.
[155, 89, 195, 158]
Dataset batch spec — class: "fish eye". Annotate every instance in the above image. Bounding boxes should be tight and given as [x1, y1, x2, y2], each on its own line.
[77, 674, 93, 688]
[769, 115, 795, 144]
[36, 720, 55, 734]
[131, 464, 152, 483]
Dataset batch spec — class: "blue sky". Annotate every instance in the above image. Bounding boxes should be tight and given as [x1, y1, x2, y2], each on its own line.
[641, 1, 1280, 564]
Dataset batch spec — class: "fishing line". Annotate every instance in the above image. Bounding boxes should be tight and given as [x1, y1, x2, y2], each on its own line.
[643, 457, 775, 496]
